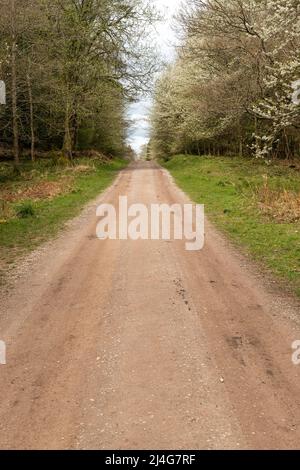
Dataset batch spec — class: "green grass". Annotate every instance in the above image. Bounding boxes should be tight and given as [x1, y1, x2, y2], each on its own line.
[161, 155, 300, 297]
[0, 157, 127, 280]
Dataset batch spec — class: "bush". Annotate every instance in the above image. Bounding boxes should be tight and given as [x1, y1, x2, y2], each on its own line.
[16, 202, 35, 218]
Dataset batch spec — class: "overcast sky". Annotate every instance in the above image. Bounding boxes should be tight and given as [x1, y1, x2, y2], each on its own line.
[127, 0, 183, 153]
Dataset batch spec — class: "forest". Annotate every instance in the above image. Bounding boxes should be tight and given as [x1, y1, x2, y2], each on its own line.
[0, 0, 157, 166]
[151, 0, 300, 160]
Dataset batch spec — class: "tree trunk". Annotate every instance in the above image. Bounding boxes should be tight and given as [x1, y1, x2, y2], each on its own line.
[254, 116, 259, 154]
[239, 137, 243, 157]
[63, 101, 73, 159]
[27, 70, 35, 162]
[238, 121, 243, 157]
[285, 132, 291, 160]
[11, 0, 19, 168]
[71, 110, 79, 151]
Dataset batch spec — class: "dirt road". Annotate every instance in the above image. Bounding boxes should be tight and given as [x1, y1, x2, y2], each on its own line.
[0, 161, 300, 450]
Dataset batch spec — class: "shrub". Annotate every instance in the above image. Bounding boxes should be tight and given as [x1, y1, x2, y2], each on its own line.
[16, 202, 35, 218]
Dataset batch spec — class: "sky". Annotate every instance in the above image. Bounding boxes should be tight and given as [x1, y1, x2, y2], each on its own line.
[127, 0, 183, 154]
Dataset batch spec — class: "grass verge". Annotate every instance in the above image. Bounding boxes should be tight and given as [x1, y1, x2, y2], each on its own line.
[0, 156, 128, 282]
[161, 155, 300, 297]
